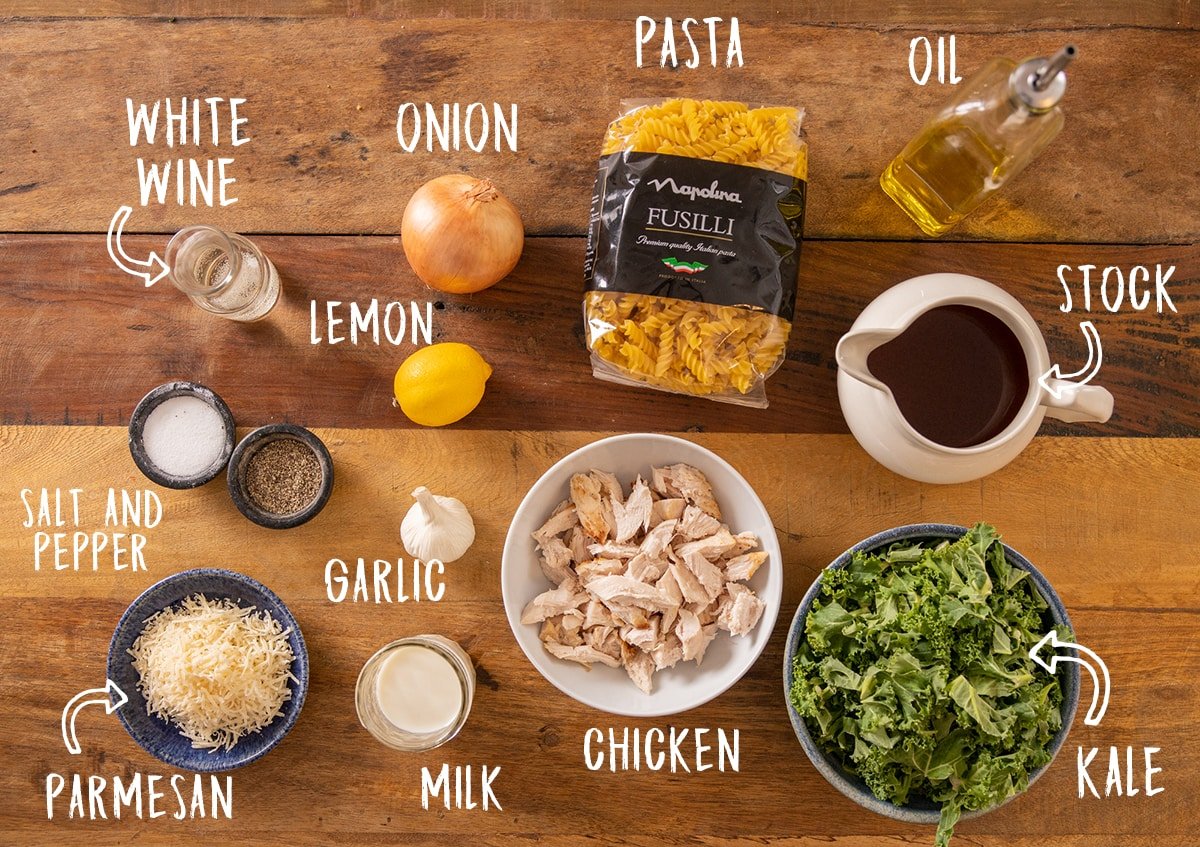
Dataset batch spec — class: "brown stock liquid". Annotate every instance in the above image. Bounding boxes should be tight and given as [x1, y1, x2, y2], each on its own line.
[866, 305, 1029, 449]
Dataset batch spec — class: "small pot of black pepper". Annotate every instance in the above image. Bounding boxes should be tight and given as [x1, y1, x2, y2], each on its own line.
[227, 424, 334, 529]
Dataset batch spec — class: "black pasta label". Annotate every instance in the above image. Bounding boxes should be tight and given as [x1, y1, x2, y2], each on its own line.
[584, 151, 804, 320]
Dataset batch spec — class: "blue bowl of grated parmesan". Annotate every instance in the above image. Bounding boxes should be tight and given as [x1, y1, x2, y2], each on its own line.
[108, 568, 309, 772]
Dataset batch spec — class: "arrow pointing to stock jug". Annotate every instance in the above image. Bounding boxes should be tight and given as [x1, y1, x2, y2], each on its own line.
[1029, 630, 1110, 727]
[106, 205, 169, 287]
[61, 679, 128, 755]
[1038, 320, 1102, 400]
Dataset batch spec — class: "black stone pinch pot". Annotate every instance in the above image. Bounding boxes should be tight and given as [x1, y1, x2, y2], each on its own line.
[128, 381, 236, 490]
[227, 423, 334, 530]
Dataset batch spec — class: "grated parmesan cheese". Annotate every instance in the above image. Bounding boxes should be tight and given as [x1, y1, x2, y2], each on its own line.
[128, 593, 297, 752]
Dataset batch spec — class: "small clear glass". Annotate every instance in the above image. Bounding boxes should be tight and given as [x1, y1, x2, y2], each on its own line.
[356, 635, 476, 752]
[165, 225, 281, 321]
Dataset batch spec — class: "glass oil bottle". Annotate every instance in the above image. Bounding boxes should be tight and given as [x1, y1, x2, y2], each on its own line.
[880, 44, 1076, 236]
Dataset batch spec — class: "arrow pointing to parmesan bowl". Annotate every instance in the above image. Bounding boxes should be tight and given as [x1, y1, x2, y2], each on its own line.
[61, 679, 128, 755]
[1029, 630, 1110, 727]
[1038, 320, 1102, 400]
[107, 205, 170, 287]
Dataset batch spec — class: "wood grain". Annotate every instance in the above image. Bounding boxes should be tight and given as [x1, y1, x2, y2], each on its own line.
[1, 427, 1197, 844]
[0, 235, 1194, 435]
[1, 20, 1197, 242]
[2, 427, 1198, 607]
[1, 0, 1194, 28]
[0, 8, 1196, 846]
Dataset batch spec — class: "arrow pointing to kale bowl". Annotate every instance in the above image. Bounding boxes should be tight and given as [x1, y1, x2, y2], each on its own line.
[1029, 630, 1110, 727]
[107, 205, 170, 287]
[61, 679, 128, 755]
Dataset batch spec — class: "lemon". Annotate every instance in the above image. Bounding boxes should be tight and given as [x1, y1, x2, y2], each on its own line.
[393, 343, 492, 427]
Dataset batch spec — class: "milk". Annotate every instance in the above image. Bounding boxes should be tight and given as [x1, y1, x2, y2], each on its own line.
[374, 645, 463, 734]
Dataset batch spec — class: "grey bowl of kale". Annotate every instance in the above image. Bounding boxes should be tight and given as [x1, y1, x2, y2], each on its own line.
[784, 523, 1079, 847]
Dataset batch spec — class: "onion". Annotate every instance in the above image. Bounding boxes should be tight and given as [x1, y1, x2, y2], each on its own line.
[401, 174, 525, 294]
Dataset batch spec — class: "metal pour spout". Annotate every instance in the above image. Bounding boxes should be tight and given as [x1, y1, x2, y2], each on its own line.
[1012, 43, 1077, 112]
[1034, 44, 1077, 91]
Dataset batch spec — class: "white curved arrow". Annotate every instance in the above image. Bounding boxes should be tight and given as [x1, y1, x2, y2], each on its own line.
[1039, 321, 1102, 400]
[106, 206, 169, 287]
[1029, 630, 1110, 727]
[62, 679, 128, 755]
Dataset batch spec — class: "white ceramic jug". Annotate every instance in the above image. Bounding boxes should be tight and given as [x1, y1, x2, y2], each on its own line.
[836, 273, 1114, 484]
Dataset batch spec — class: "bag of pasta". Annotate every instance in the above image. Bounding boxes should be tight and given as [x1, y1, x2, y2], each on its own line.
[583, 97, 806, 408]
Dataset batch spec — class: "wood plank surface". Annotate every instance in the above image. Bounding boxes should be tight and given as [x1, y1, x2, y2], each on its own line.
[1, 21, 1197, 242]
[2, 0, 1194, 28]
[1, 235, 1194, 435]
[1, 427, 1197, 844]
[2, 6, 1197, 847]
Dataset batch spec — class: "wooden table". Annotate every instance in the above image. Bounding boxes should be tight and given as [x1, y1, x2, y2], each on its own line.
[1, 3, 1197, 846]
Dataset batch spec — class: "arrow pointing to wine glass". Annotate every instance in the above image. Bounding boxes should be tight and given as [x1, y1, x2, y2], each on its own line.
[1038, 320, 1102, 400]
[1029, 630, 1110, 727]
[106, 205, 169, 287]
[61, 679, 128, 755]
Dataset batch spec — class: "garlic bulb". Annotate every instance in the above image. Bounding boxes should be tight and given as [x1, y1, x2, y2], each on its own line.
[401, 486, 476, 563]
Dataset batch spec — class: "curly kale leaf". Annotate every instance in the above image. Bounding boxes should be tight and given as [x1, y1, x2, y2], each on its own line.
[788, 523, 1068, 847]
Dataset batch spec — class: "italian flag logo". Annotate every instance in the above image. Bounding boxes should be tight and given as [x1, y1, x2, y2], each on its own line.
[662, 256, 708, 275]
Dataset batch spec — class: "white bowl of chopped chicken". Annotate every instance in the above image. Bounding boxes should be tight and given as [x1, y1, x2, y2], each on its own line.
[502, 434, 782, 716]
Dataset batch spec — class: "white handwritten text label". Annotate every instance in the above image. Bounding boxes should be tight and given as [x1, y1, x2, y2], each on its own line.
[636, 17, 743, 68]
[583, 727, 739, 773]
[1057, 264, 1178, 314]
[126, 96, 249, 207]
[909, 35, 960, 85]
[420, 765, 502, 811]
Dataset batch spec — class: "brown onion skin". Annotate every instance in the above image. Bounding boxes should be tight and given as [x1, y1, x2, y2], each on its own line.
[401, 174, 525, 294]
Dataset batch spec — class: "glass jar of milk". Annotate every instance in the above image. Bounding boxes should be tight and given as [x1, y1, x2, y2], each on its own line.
[355, 635, 476, 751]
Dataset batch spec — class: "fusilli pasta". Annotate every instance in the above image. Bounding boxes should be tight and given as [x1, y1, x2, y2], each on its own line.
[585, 98, 806, 406]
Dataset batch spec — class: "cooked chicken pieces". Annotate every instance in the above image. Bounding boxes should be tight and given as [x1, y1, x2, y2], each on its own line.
[679, 504, 723, 540]
[724, 551, 769, 582]
[523, 464, 769, 693]
[623, 646, 656, 694]
[650, 498, 685, 526]
[613, 477, 653, 543]
[545, 642, 622, 668]
[570, 473, 610, 542]
[521, 584, 588, 624]
[587, 575, 676, 614]
[682, 551, 726, 602]
[639, 519, 678, 559]
[719, 582, 767, 636]
[660, 464, 721, 519]
[536, 536, 576, 586]
[533, 504, 579, 545]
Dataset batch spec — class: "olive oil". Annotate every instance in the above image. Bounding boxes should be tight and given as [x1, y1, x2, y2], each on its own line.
[881, 46, 1075, 236]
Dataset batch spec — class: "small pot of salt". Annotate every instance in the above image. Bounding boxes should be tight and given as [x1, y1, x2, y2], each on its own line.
[227, 424, 334, 529]
[129, 381, 236, 489]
